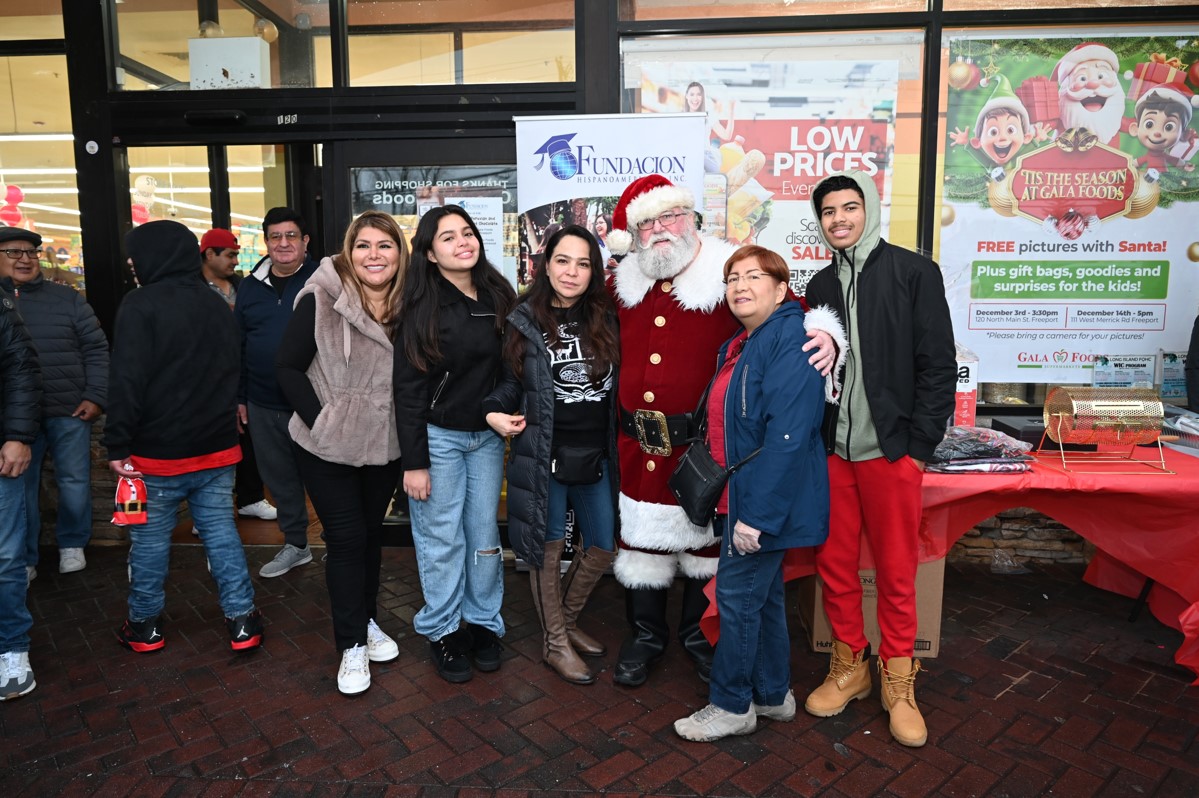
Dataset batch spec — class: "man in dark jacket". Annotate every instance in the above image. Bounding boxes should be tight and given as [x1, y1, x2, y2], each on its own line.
[104, 220, 261, 654]
[803, 171, 956, 748]
[0, 286, 41, 699]
[233, 208, 317, 578]
[200, 229, 275, 525]
[1, 226, 108, 579]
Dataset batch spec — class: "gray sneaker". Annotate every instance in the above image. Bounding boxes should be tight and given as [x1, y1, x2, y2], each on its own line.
[674, 703, 757, 742]
[259, 544, 313, 578]
[0, 651, 35, 700]
[752, 690, 796, 722]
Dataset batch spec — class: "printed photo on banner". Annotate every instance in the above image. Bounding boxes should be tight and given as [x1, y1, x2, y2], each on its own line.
[941, 33, 1199, 384]
[635, 61, 900, 294]
[349, 165, 519, 285]
[514, 114, 706, 292]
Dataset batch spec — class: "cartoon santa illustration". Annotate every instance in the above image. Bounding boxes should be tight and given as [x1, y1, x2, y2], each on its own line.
[1053, 42, 1127, 147]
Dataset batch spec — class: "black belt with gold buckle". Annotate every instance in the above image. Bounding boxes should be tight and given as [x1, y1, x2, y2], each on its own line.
[619, 406, 694, 457]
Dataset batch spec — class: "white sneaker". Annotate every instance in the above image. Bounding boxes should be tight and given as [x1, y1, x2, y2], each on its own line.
[674, 704, 757, 742]
[0, 651, 36, 700]
[366, 619, 399, 662]
[337, 644, 370, 694]
[238, 500, 278, 520]
[259, 544, 313, 578]
[752, 690, 796, 722]
[59, 548, 86, 574]
[191, 526, 200, 537]
[25, 566, 36, 586]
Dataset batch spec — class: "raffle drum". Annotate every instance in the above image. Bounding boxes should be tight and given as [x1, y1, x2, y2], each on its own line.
[1038, 387, 1171, 473]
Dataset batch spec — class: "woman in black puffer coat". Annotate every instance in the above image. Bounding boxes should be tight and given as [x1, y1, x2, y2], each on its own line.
[483, 225, 619, 685]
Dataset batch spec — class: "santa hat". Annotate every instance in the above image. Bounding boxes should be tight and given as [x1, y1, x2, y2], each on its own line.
[606, 174, 694, 257]
[1051, 42, 1119, 85]
[974, 74, 1031, 138]
[1135, 83, 1199, 128]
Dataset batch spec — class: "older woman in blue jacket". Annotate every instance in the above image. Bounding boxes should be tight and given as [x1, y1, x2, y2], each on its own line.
[675, 244, 831, 743]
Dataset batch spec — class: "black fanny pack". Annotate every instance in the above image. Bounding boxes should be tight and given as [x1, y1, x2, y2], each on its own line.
[551, 445, 605, 485]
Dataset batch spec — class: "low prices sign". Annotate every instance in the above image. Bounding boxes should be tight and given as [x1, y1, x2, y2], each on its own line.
[1008, 136, 1137, 237]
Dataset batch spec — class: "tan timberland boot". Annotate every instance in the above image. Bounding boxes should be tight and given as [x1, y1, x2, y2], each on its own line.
[879, 656, 927, 747]
[803, 640, 871, 717]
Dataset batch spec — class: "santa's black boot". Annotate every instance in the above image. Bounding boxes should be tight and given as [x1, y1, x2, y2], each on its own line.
[613, 587, 669, 687]
[678, 576, 715, 683]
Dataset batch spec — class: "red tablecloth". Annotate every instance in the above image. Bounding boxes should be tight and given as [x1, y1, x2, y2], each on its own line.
[701, 448, 1199, 682]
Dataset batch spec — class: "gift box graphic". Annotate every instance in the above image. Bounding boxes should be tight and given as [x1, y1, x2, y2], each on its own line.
[1015, 76, 1058, 125]
[1126, 54, 1189, 101]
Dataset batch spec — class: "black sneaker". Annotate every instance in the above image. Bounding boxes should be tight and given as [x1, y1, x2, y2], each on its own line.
[430, 631, 472, 683]
[227, 610, 264, 652]
[116, 617, 165, 653]
[467, 624, 502, 672]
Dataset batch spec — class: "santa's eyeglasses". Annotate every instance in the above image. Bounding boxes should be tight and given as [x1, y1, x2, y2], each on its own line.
[635, 210, 689, 231]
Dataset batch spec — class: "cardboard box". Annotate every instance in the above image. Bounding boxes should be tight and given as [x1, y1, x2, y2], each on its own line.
[954, 342, 979, 427]
[189, 37, 271, 90]
[798, 558, 945, 658]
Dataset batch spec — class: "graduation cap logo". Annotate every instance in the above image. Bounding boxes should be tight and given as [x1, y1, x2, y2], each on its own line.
[532, 133, 579, 180]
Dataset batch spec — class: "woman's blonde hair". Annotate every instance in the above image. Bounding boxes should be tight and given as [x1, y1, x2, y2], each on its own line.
[332, 210, 409, 333]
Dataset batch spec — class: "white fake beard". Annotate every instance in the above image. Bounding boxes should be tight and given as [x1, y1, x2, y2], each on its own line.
[637, 225, 699, 281]
[1059, 87, 1125, 143]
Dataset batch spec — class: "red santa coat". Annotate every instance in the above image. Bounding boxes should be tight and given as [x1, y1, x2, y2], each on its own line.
[610, 236, 844, 589]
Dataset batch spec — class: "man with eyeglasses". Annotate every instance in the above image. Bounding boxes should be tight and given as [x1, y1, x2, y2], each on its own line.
[0, 241, 41, 699]
[234, 208, 318, 578]
[603, 175, 845, 689]
[0, 227, 107, 581]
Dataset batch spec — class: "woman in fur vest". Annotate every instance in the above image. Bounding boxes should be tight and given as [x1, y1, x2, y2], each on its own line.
[483, 225, 620, 684]
[276, 211, 405, 696]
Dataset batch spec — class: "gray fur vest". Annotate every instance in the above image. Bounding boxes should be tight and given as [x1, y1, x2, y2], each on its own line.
[288, 259, 401, 466]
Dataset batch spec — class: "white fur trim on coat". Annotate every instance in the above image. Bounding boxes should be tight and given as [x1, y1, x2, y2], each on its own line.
[803, 303, 848, 404]
[614, 235, 736, 313]
[678, 550, 719, 580]
[614, 549, 677, 589]
[618, 492, 716, 553]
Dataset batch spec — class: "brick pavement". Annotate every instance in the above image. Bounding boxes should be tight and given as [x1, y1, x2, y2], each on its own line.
[3, 547, 1197, 797]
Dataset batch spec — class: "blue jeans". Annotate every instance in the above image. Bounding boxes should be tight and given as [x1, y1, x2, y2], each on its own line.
[24, 416, 94, 564]
[127, 466, 255, 621]
[0, 475, 31, 653]
[409, 425, 505, 641]
[709, 516, 791, 714]
[546, 463, 615, 552]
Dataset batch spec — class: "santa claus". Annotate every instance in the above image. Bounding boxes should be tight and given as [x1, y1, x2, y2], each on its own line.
[605, 174, 845, 687]
[1054, 42, 1127, 147]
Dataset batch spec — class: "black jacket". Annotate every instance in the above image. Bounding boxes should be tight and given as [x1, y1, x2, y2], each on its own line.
[234, 254, 319, 410]
[807, 239, 957, 463]
[482, 303, 619, 567]
[103, 221, 240, 462]
[2, 273, 108, 418]
[0, 292, 42, 444]
[394, 274, 505, 471]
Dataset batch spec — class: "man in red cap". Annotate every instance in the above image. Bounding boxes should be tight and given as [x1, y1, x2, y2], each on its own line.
[200, 229, 277, 527]
[606, 174, 845, 687]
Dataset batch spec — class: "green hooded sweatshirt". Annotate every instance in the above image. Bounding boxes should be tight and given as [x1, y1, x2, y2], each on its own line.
[811, 170, 883, 461]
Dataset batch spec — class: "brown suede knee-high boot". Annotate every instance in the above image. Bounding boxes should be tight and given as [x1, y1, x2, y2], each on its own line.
[530, 539, 595, 684]
[560, 546, 615, 656]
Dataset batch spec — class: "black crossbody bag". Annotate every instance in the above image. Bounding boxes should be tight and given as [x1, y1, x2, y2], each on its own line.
[667, 377, 761, 528]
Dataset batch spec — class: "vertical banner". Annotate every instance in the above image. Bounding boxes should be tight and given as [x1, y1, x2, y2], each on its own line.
[514, 114, 705, 287]
[635, 61, 900, 294]
[942, 34, 1199, 383]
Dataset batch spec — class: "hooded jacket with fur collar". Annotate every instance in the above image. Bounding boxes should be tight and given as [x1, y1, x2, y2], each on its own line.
[279, 258, 400, 468]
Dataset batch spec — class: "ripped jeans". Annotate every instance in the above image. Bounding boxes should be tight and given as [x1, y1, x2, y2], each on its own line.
[409, 424, 506, 642]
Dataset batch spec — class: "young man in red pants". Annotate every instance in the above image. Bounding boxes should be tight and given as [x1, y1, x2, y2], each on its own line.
[803, 171, 956, 747]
